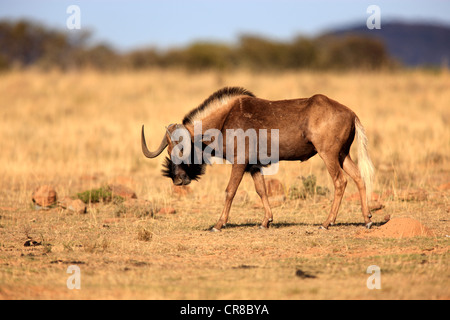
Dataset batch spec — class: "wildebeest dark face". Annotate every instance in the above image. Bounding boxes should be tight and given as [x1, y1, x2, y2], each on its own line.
[162, 156, 206, 186]
[163, 124, 206, 186]
[141, 123, 206, 186]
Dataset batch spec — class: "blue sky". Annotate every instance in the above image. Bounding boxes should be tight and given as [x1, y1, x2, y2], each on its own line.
[1, 0, 449, 51]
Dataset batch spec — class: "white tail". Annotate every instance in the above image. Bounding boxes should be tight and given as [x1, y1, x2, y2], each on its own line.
[355, 117, 375, 200]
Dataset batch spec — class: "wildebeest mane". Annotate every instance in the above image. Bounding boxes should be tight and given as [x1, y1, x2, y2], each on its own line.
[182, 87, 255, 125]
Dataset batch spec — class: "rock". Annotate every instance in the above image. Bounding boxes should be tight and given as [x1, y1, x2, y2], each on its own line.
[200, 194, 217, 203]
[108, 176, 136, 189]
[24, 239, 41, 247]
[122, 198, 149, 208]
[437, 182, 450, 191]
[172, 185, 191, 196]
[295, 269, 316, 279]
[32, 185, 57, 208]
[71, 199, 84, 212]
[157, 207, 176, 214]
[370, 192, 380, 201]
[79, 173, 103, 189]
[345, 192, 360, 201]
[80, 174, 101, 182]
[253, 194, 286, 208]
[397, 189, 428, 201]
[269, 195, 286, 207]
[361, 217, 434, 238]
[265, 179, 285, 197]
[369, 200, 385, 212]
[108, 184, 137, 199]
[59, 197, 86, 214]
[346, 192, 380, 202]
[0, 207, 16, 212]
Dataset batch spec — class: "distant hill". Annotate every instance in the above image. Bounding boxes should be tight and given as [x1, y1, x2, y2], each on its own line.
[328, 22, 450, 67]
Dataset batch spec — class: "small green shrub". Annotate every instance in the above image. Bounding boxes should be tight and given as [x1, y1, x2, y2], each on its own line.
[76, 186, 123, 204]
[289, 174, 330, 200]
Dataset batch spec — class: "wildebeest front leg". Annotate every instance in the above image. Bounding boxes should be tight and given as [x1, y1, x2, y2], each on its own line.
[251, 169, 273, 229]
[211, 164, 246, 232]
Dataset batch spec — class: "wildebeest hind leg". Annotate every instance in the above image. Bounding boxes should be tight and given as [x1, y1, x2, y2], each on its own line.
[319, 154, 347, 229]
[342, 155, 372, 228]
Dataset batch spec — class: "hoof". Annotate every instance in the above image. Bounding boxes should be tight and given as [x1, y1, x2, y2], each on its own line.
[210, 227, 221, 232]
[319, 225, 328, 230]
[365, 222, 373, 229]
[259, 218, 273, 230]
[368, 213, 372, 219]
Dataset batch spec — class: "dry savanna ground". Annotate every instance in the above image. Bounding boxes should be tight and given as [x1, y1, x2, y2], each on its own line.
[0, 69, 449, 300]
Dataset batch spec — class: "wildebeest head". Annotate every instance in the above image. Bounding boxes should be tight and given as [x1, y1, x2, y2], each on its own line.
[141, 124, 205, 186]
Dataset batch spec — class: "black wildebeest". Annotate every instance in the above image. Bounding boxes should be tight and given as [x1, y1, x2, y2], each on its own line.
[141, 87, 374, 231]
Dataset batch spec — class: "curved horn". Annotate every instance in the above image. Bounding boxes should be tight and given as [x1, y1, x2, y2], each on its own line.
[141, 125, 168, 158]
[166, 126, 174, 143]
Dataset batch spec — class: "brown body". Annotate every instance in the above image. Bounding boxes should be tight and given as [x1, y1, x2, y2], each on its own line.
[219, 95, 351, 161]
[141, 87, 374, 231]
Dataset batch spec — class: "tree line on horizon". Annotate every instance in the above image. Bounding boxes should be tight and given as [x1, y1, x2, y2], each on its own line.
[0, 19, 396, 72]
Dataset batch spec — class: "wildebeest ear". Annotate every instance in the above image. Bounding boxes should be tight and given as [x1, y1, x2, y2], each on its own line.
[161, 157, 175, 179]
[167, 123, 195, 144]
[165, 124, 176, 143]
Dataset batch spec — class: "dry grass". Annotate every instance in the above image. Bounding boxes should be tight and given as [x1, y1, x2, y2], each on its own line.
[0, 69, 449, 300]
